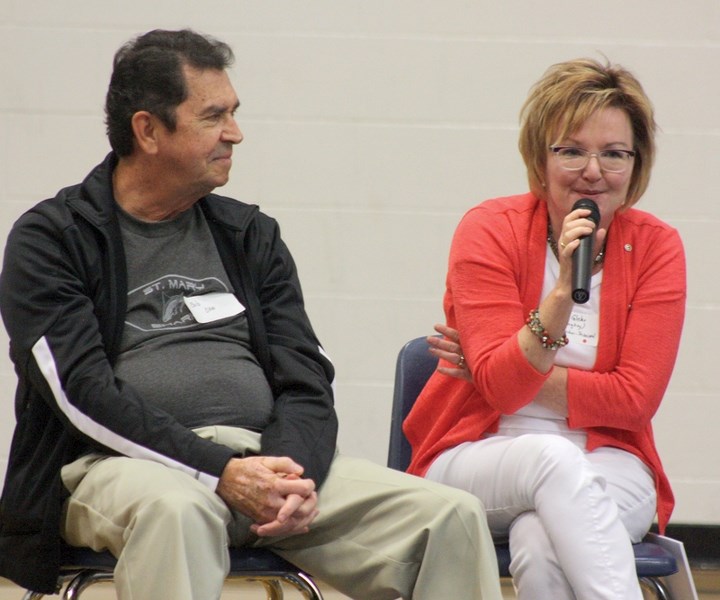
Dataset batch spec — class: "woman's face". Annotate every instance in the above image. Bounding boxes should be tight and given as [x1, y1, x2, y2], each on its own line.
[544, 107, 634, 232]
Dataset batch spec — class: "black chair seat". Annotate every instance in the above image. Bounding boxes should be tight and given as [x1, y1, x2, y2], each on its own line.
[60, 545, 303, 573]
[494, 542, 677, 579]
[633, 542, 678, 578]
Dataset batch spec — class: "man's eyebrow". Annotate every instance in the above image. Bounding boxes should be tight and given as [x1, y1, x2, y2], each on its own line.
[200, 100, 241, 117]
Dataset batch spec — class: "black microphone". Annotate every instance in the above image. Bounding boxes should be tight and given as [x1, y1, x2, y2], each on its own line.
[571, 198, 601, 304]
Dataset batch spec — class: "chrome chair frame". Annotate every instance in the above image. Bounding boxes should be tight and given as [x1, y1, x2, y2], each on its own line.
[22, 545, 323, 600]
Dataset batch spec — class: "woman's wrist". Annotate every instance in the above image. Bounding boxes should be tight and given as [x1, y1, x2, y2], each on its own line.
[526, 309, 569, 350]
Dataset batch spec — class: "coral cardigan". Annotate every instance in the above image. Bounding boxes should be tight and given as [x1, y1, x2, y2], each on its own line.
[404, 193, 686, 532]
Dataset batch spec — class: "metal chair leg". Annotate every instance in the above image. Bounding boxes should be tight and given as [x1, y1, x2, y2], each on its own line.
[259, 578, 285, 600]
[62, 570, 114, 600]
[639, 576, 673, 600]
[245, 573, 323, 600]
[280, 572, 324, 600]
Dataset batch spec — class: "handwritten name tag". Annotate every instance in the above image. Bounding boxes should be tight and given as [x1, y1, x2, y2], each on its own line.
[566, 310, 599, 347]
[183, 292, 245, 324]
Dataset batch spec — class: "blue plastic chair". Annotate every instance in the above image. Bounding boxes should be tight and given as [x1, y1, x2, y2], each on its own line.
[22, 544, 323, 600]
[388, 336, 679, 600]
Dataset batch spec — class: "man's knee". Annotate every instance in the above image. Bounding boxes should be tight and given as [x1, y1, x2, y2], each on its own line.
[139, 488, 229, 533]
[412, 479, 489, 537]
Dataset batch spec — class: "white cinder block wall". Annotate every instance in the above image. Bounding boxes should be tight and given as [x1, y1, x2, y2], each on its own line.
[1, 1, 718, 524]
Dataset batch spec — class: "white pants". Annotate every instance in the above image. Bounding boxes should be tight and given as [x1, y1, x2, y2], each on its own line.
[61, 426, 502, 600]
[426, 434, 657, 600]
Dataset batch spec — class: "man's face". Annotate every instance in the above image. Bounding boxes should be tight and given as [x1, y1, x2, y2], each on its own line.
[156, 65, 243, 198]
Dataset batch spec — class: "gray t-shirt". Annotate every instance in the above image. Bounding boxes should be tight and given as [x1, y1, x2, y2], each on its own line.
[113, 204, 274, 431]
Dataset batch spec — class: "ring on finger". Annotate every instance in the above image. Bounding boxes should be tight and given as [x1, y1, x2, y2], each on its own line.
[457, 354, 465, 369]
[559, 240, 567, 249]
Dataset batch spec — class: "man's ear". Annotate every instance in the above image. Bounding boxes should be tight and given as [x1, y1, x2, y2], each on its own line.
[130, 111, 161, 155]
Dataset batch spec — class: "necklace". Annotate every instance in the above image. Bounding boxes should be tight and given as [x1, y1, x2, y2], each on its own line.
[547, 222, 605, 265]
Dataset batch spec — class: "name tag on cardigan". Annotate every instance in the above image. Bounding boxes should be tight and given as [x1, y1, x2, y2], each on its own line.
[566, 310, 599, 347]
[184, 293, 245, 324]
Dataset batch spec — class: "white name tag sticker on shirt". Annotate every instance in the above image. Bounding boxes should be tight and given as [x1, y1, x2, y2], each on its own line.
[566, 310, 600, 347]
[183, 293, 244, 324]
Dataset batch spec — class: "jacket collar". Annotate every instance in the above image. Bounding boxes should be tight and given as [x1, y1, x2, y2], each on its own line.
[69, 152, 259, 232]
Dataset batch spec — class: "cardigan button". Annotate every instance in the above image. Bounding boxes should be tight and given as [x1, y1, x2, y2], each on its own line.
[624, 244, 632, 252]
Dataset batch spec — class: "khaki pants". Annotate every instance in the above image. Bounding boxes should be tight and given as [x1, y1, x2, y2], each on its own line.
[62, 426, 501, 600]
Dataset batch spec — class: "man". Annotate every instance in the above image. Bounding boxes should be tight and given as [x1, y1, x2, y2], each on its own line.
[0, 30, 501, 600]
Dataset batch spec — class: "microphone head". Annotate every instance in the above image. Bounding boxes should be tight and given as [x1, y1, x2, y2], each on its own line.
[572, 198, 600, 226]
[572, 289, 590, 304]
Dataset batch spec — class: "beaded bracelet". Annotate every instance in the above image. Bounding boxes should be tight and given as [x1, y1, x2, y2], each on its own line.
[525, 309, 569, 351]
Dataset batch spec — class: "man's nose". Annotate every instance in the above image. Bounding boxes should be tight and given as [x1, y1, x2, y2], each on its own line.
[223, 117, 243, 144]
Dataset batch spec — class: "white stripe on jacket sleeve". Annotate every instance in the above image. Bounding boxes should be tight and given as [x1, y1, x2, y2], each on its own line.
[31, 336, 219, 490]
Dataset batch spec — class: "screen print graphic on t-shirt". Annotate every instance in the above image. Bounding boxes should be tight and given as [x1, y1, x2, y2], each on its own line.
[114, 205, 274, 430]
[125, 274, 230, 332]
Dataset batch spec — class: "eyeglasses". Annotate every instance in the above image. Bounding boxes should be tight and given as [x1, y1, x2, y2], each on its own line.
[550, 146, 636, 173]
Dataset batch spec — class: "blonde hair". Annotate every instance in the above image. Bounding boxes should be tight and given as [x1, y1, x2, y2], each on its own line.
[519, 58, 656, 208]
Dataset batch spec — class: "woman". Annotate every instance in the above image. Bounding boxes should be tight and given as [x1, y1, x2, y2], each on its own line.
[404, 58, 686, 599]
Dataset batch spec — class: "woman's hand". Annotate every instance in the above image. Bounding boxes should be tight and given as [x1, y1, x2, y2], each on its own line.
[428, 323, 570, 415]
[427, 324, 472, 382]
[553, 207, 607, 282]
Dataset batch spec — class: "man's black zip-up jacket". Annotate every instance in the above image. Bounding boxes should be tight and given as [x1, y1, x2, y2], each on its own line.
[0, 153, 338, 593]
